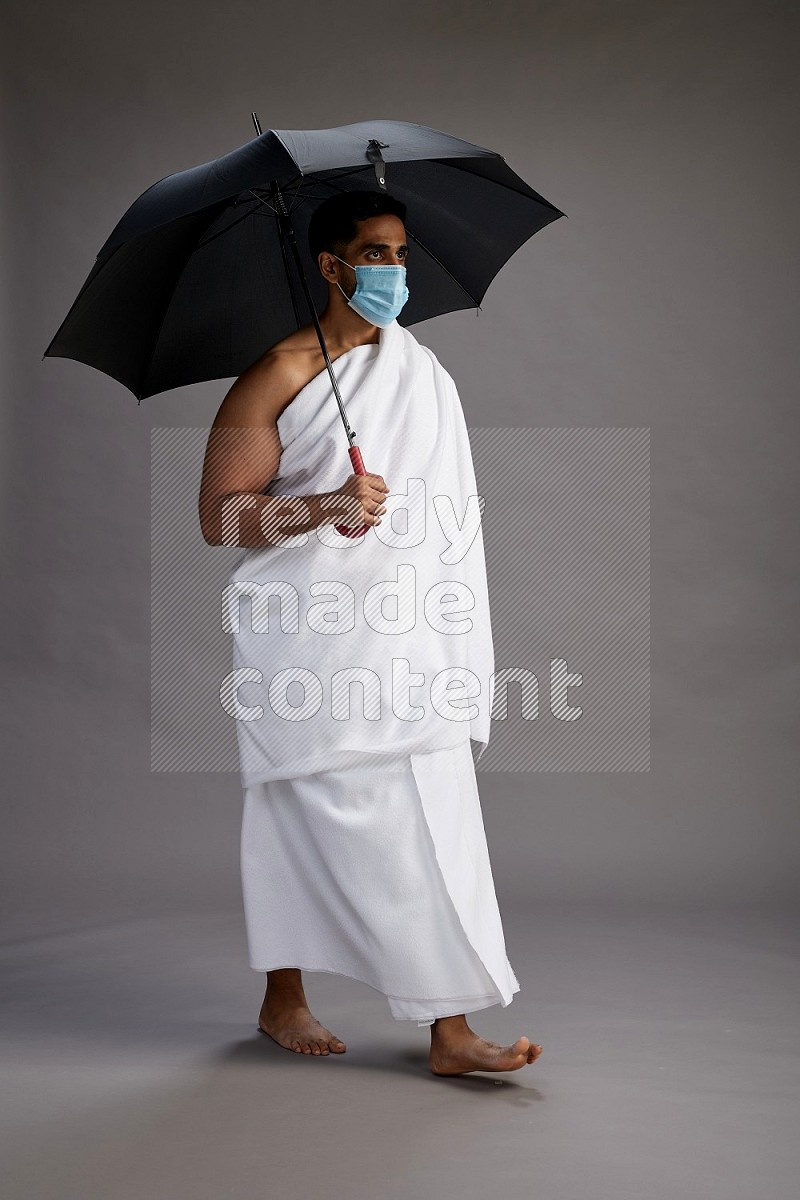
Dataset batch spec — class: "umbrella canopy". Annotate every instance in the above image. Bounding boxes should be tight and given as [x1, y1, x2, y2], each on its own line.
[43, 119, 565, 401]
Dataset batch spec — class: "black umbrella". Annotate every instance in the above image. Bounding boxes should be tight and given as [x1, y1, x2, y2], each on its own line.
[44, 116, 565, 535]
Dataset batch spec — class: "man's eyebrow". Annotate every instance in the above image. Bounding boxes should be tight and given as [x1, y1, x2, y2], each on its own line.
[356, 241, 409, 252]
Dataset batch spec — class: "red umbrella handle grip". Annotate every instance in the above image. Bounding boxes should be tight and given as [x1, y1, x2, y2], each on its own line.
[334, 444, 371, 539]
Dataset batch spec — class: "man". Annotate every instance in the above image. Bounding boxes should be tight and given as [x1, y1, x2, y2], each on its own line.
[199, 191, 542, 1075]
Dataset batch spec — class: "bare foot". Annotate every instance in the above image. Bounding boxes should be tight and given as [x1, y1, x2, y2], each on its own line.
[429, 1018, 542, 1075]
[258, 1003, 347, 1055]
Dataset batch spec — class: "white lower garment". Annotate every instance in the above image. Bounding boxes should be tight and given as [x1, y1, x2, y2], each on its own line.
[240, 739, 520, 1026]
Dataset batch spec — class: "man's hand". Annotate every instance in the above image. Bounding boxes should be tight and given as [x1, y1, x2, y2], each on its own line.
[325, 472, 389, 529]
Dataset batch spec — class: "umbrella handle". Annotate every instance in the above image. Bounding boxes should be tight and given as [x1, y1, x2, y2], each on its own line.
[334, 445, 371, 539]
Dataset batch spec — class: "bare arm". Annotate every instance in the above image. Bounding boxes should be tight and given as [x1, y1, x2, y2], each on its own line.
[198, 354, 388, 547]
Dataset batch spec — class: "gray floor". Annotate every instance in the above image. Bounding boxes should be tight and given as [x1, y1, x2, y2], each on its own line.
[2, 902, 798, 1200]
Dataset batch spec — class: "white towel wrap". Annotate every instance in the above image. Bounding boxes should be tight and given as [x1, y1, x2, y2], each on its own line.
[223, 317, 496, 789]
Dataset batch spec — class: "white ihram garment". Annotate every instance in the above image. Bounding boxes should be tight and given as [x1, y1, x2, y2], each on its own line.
[241, 739, 520, 1025]
[223, 317, 495, 783]
[230, 318, 518, 1022]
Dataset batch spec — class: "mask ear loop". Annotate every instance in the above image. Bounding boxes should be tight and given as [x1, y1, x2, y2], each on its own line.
[331, 252, 356, 302]
[330, 251, 407, 303]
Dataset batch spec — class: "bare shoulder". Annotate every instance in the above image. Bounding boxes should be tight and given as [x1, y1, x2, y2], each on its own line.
[211, 325, 323, 430]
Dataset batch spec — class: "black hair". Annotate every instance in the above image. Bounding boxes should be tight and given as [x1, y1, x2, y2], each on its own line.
[307, 190, 407, 266]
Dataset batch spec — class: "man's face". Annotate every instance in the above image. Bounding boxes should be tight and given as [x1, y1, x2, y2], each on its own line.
[329, 214, 408, 297]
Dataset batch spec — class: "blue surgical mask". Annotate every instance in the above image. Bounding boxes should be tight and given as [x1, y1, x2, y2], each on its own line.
[332, 253, 409, 327]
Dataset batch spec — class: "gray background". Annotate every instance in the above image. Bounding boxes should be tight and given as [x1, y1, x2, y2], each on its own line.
[4, 0, 796, 932]
[1, 4, 799, 1197]
[148, 427, 651, 775]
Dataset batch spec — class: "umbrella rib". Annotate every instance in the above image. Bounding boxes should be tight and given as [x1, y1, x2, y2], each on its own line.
[194, 200, 263, 249]
[404, 225, 482, 308]
[195, 187, 286, 251]
[434, 157, 566, 215]
[287, 158, 564, 217]
[135, 218, 222, 399]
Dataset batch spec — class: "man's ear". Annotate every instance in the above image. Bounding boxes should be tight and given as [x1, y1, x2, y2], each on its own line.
[318, 251, 338, 283]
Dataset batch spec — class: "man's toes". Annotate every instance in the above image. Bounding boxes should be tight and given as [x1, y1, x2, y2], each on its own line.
[511, 1035, 531, 1057]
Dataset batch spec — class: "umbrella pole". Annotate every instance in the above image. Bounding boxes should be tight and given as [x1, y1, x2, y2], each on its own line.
[270, 179, 371, 540]
[270, 182, 357, 447]
[276, 214, 303, 332]
[251, 120, 349, 436]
